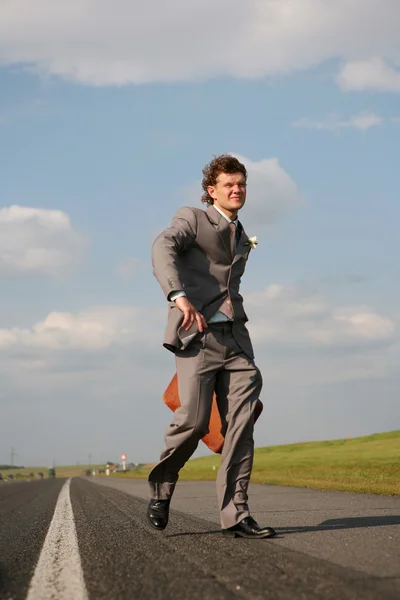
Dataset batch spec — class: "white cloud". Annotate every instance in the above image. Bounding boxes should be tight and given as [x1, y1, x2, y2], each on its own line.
[237, 155, 303, 228]
[0, 285, 396, 361]
[0, 305, 163, 351]
[0, 206, 87, 275]
[0, 288, 397, 429]
[0, 1, 399, 86]
[247, 284, 396, 350]
[292, 111, 383, 132]
[338, 59, 400, 93]
[0, 288, 398, 464]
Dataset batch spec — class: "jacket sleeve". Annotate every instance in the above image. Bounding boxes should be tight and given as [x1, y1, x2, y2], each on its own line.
[152, 206, 197, 299]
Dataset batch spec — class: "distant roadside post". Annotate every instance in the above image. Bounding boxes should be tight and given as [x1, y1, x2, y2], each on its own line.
[106, 464, 110, 476]
[121, 453, 127, 472]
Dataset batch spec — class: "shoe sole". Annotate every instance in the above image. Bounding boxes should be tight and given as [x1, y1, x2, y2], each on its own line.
[222, 529, 276, 539]
[148, 521, 168, 531]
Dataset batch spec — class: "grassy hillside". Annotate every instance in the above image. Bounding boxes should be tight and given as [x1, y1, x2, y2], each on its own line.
[120, 430, 400, 495]
[2, 431, 398, 495]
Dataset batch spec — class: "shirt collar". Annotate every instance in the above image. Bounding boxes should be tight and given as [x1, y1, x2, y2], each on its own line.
[213, 204, 238, 225]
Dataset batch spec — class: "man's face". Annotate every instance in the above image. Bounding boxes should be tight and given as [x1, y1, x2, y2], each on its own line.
[207, 171, 247, 218]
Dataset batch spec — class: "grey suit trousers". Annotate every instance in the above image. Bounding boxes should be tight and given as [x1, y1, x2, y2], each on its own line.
[148, 322, 262, 529]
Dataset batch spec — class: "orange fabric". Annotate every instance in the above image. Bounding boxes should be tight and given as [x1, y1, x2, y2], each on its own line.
[163, 373, 263, 454]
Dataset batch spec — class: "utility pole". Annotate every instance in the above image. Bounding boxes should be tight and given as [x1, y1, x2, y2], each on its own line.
[10, 446, 15, 467]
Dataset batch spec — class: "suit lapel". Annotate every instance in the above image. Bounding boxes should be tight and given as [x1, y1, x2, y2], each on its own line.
[232, 227, 250, 264]
[206, 205, 232, 258]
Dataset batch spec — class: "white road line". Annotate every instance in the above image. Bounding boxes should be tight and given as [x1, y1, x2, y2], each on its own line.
[26, 478, 88, 600]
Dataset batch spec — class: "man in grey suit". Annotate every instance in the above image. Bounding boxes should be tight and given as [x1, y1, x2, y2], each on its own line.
[147, 154, 276, 539]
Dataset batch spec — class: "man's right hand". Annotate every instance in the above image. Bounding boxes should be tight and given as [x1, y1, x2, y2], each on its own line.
[175, 296, 208, 332]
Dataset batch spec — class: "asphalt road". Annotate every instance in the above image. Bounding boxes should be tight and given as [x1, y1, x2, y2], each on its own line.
[1, 477, 399, 600]
[0, 478, 65, 600]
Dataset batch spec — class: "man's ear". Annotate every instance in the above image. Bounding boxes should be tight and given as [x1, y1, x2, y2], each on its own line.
[207, 185, 216, 199]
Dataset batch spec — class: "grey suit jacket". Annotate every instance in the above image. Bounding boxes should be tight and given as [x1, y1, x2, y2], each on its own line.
[152, 205, 255, 359]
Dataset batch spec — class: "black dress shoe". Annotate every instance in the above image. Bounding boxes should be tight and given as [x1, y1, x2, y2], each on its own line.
[147, 499, 170, 530]
[222, 516, 276, 539]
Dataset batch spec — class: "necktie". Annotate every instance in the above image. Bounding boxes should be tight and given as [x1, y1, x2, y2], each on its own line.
[229, 222, 236, 258]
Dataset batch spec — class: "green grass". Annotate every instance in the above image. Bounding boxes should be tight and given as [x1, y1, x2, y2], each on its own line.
[0, 464, 101, 480]
[112, 430, 400, 496]
[3, 431, 399, 495]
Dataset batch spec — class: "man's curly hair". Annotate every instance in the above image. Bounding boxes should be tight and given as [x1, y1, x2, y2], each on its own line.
[201, 154, 247, 206]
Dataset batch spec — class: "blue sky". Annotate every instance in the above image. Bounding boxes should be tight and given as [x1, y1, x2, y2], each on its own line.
[0, 1, 399, 467]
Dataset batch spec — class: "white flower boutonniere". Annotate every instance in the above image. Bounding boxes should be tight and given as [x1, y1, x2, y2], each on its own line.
[246, 236, 258, 249]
